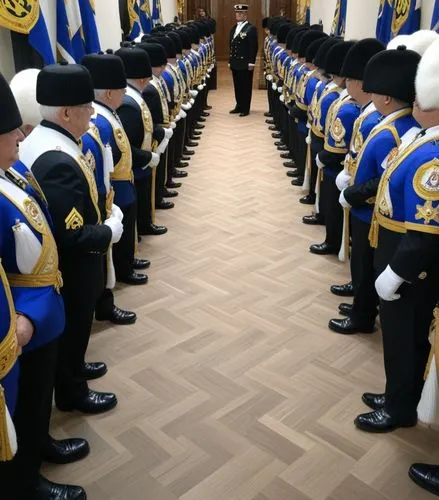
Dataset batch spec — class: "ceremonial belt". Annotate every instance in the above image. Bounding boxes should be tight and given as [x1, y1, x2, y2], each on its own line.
[374, 212, 406, 237]
[7, 270, 63, 294]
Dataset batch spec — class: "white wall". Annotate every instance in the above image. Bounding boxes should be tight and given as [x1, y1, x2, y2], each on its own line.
[161, 0, 177, 24]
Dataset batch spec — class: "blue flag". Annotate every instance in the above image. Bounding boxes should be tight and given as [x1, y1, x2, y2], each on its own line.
[152, 0, 163, 27]
[127, 0, 142, 40]
[331, 0, 347, 36]
[432, 0, 439, 30]
[56, 0, 86, 63]
[79, 0, 101, 53]
[0, 2, 54, 64]
[376, 0, 421, 45]
[139, 0, 153, 34]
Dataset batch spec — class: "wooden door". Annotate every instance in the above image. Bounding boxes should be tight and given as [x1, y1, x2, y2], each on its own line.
[269, 0, 292, 18]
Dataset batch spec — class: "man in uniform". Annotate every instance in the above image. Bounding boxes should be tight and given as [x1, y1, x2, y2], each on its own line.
[354, 43, 435, 433]
[20, 63, 119, 417]
[229, 4, 258, 117]
[0, 70, 88, 499]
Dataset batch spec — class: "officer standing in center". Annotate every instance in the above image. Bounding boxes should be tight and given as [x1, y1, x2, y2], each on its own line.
[229, 3, 258, 117]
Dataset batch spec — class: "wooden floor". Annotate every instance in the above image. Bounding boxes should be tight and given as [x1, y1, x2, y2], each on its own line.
[46, 68, 439, 499]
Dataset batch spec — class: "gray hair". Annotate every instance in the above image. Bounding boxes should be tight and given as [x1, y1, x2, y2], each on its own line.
[94, 89, 108, 100]
[39, 105, 63, 122]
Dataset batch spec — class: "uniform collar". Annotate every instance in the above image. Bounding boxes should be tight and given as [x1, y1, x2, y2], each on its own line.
[379, 107, 411, 126]
[40, 120, 78, 145]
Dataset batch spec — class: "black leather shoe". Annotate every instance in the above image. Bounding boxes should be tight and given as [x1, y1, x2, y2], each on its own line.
[362, 393, 386, 411]
[173, 169, 188, 178]
[181, 155, 191, 161]
[145, 224, 167, 235]
[198, 116, 207, 122]
[37, 475, 86, 500]
[187, 141, 198, 147]
[354, 409, 417, 433]
[83, 362, 107, 380]
[277, 145, 289, 152]
[286, 170, 300, 178]
[178, 162, 189, 168]
[300, 194, 315, 205]
[266, 119, 275, 125]
[309, 242, 337, 255]
[330, 282, 354, 297]
[302, 214, 324, 225]
[229, 108, 240, 114]
[191, 132, 202, 138]
[43, 436, 90, 465]
[283, 160, 296, 168]
[268, 125, 278, 131]
[195, 124, 205, 130]
[97, 306, 136, 325]
[201, 111, 210, 117]
[183, 149, 195, 156]
[57, 389, 118, 415]
[119, 271, 148, 285]
[291, 177, 304, 186]
[338, 303, 353, 316]
[264, 112, 272, 117]
[280, 152, 292, 159]
[133, 258, 150, 270]
[163, 189, 178, 198]
[272, 133, 282, 139]
[409, 463, 439, 496]
[274, 141, 285, 147]
[156, 200, 175, 210]
[167, 181, 182, 188]
[328, 317, 375, 335]
[239, 112, 249, 117]
[204, 105, 212, 110]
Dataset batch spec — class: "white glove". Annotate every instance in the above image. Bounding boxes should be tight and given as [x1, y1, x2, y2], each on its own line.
[336, 170, 351, 191]
[189, 98, 195, 105]
[316, 154, 325, 169]
[206, 73, 211, 79]
[375, 265, 405, 301]
[271, 82, 277, 91]
[111, 203, 123, 222]
[197, 84, 204, 91]
[266, 74, 273, 81]
[104, 216, 123, 244]
[305, 133, 311, 145]
[279, 95, 285, 103]
[175, 112, 181, 122]
[170, 121, 176, 129]
[180, 109, 187, 119]
[164, 128, 173, 140]
[190, 89, 198, 97]
[277, 86, 283, 93]
[147, 152, 160, 169]
[339, 189, 351, 209]
[182, 102, 191, 111]
[157, 137, 169, 154]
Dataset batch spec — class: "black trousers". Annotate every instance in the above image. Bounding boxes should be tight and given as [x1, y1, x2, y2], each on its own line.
[94, 254, 115, 320]
[374, 228, 439, 420]
[0, 339, 58, 499]
[113, 201, 136, 280]
[295, 130, 307, 177]
[171, 117, 186, 171]
[55, 253, 103, 406]
[232, 68, 254, 114]
[155, 150, 167, 205]
[287, 111, 298, 164]
[310, 138, 324, 198]
[321, 171, 343, 251]
[135, 175, 152, 235]
[350, 215, 378, 325]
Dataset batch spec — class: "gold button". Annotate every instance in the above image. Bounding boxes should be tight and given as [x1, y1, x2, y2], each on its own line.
[419, 271, 427, 280]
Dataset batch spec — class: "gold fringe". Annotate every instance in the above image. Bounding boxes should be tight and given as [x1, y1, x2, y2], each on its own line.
[342, 208, 350, 260]
[424, 308, 439, 380]
[0, 387, 13, 462]
[368, 216, 379, 248]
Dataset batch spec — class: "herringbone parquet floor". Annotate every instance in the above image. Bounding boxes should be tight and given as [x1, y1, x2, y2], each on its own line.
[45, 67, 439, 499]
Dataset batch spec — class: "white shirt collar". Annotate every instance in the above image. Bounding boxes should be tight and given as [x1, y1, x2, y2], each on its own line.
[380, 107, 411, 127]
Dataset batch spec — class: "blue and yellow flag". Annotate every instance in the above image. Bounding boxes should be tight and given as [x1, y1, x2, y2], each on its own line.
[57, 0, 86, 63]
[152, 0, 163, 27]
[0, 0, 54, 65]
[127, 0, 142, 40]
[376, 0, 421, 45]
[432, 0, 439, 30]
[331, 0, 347, 36]
[79, 0, 101, 53]
[139, 0, 153, 34]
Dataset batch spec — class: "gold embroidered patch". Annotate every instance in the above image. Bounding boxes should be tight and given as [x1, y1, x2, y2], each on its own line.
[413, 159, 439, 201]
[65, 208, 83, 230]
[387, 147, 400, 167]
[415, 200, 439, 225]
[85, 150, 96, 171]
[23, 198, 45, 233]
[331, 118, 346, 146]
[353, 130, 363, 153]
